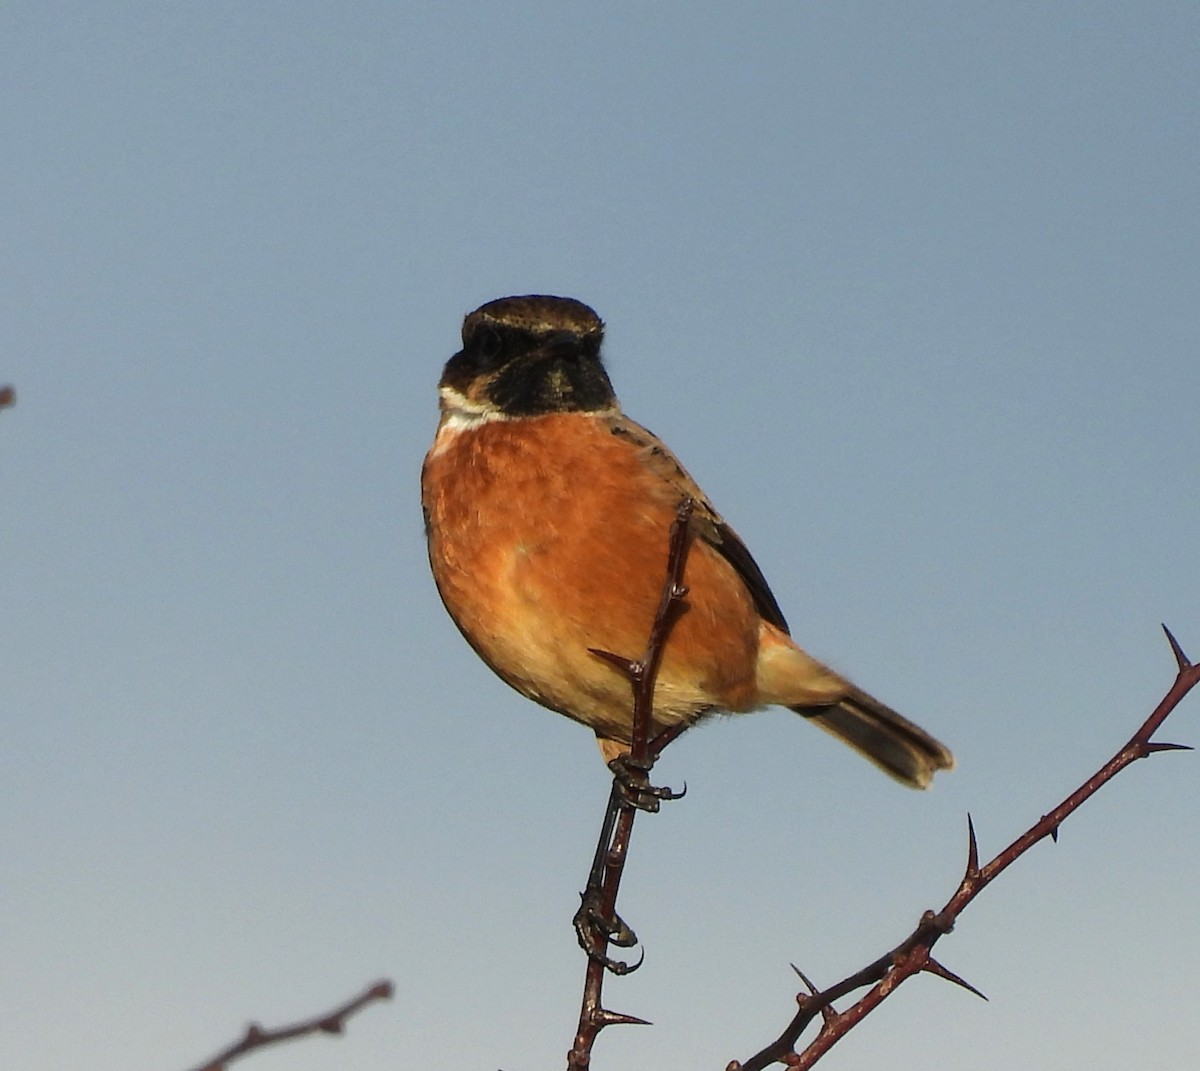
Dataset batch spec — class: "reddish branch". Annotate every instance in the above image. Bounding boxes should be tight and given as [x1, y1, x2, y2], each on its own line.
[567, 497, 695, 1070]
[0, 385, 14, 411]
[563, 504, 1194, 1069]
[728, 625, 1198, 1070]
[185, 979, 393, 1071]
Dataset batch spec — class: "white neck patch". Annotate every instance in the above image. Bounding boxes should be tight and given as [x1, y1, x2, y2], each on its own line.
[431, 386, 619, 457]
[437, 385, 508, 432]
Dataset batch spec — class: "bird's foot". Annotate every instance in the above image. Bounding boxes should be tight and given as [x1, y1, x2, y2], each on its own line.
[573, 885, 644, 975]
[606, 753, 686, 813]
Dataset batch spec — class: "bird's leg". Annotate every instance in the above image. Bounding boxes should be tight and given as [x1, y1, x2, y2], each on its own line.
[606, 733, 689, 813]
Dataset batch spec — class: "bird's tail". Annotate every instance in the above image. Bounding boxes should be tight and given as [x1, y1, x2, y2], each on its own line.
[791, 686, 955, 789]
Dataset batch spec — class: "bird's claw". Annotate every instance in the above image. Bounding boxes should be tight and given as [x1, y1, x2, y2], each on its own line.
[606, 754, 686, 813]
[574, 890, 644, 975]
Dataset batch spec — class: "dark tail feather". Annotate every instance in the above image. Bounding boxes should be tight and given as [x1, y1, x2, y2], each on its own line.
[791, 686, 954, 789]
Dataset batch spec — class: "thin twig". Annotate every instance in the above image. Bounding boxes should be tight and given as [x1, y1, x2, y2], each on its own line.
[730, 625, 1199, 1070]
[185, 979, 393, 1071]
[568, 497, 695, 1070]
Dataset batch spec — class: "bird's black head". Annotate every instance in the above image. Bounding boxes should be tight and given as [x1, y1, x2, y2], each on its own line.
[439, 295, 617, 417]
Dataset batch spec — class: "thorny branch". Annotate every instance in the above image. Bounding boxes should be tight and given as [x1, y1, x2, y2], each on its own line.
[567, 497, 695, 1070]
[729, 625, 1199, 1070]
[185, 979, 393, 1071]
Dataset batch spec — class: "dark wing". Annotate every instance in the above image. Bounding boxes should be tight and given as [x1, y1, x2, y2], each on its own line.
[605, 414, 791, 634]
[706, 517, 790, 634]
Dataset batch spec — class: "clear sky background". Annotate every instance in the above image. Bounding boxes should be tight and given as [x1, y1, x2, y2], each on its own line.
[3, 3, 1198, 1069]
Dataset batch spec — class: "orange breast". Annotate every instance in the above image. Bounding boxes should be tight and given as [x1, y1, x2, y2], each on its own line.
[421, 412, 763, 744]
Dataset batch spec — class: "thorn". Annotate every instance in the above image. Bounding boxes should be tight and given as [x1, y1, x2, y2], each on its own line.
[1145, 741, 1193, 754]
[1036, 814, 1060, 842]
[965, 814, 980, 879]
[789, 964, 834, 1023]
[1162, 624, 1192, 670]
[588, 648, 639, 676]
[924, 957, 988, 1001]
[592, 1007, 652, 1028]
[789, 963, 819, 995]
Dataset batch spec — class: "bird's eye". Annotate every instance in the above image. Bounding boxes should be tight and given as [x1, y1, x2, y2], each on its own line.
[473, 325, 505, 366]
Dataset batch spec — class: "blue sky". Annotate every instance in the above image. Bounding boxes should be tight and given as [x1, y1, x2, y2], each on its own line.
[3, 3, 1198, 1069]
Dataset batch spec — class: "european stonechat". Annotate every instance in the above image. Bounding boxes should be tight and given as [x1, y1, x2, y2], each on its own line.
[421, 296, 954, 788]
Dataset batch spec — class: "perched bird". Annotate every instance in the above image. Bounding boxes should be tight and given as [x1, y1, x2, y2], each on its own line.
[421, 296, 954, 788]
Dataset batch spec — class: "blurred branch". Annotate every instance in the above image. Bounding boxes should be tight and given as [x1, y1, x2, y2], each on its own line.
[185, 979, 393, 1071]
[0, 385, 14, 411]
[729, 625, 1198, 1070]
